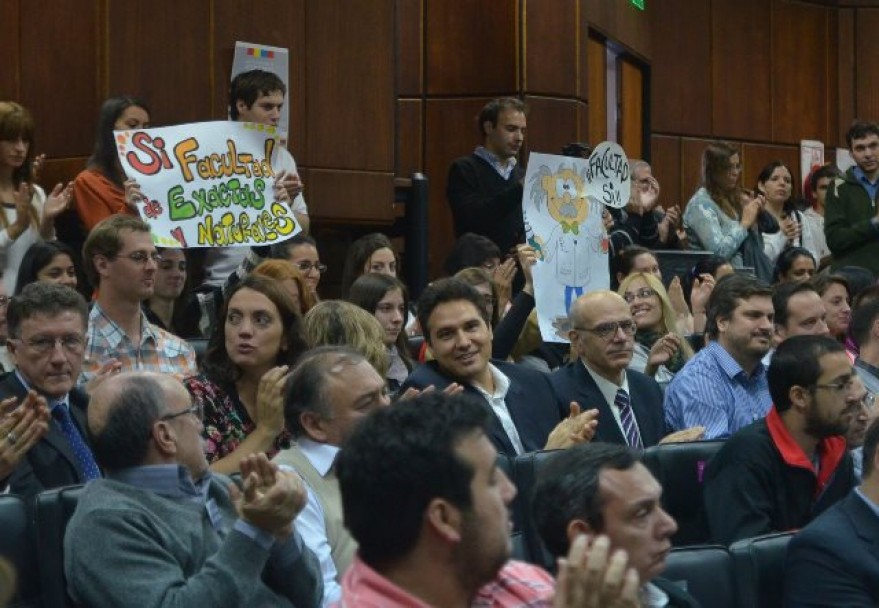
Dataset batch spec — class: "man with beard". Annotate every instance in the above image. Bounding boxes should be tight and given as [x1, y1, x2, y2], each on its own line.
[703, 335, 859, 545]
[664, 273, 774, 439]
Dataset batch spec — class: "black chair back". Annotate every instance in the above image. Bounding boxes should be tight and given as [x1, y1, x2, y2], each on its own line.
[512, 450, 562, 572]
[0, 494, 39, 607]
[663, 544, 737, 608]
[729, 531, 794, 608]
[642, 440, 725, 545]
[35, 485, 84, 608]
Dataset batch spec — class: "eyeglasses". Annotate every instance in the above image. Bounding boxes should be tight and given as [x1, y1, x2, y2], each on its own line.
[158, 403, 203, 422]
[861, 393, 876, 410]
[296, 261, 327, 274]
[14, 335, 84, 355]
[118, 251, 162, 265]
[573, 320, 637, 340]
[622, 288, 656, 304]
[481, 260, 500, 272]
[812, 378, 859, 396]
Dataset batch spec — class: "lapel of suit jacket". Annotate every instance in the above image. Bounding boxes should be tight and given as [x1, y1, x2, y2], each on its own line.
[573, 364, 628, 445]
[9, 374, 84, 471]
[844, 492, 879, 561]
[626, 375, 658, 445]
[462, 380, 518, 456]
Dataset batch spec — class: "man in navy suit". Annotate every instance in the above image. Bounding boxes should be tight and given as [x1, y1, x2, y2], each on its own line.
[551, 291, 704, 448]
[784, 416, 879, 606]
[401, 278, 597, 457]
[0, 282, 100, 498]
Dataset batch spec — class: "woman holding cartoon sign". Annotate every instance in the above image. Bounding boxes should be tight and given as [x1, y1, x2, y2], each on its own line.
[0, 102, 73, 293]
[683, 142, 774, 281]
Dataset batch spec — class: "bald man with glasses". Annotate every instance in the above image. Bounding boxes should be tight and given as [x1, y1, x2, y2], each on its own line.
[551, 291, 703, 448]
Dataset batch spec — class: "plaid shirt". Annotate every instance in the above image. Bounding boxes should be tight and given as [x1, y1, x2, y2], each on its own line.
[81, 303, 197, 383]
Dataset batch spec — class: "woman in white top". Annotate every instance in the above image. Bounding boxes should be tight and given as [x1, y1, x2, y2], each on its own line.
[618, 271, 694, 391]
[0, 102, 70, 293]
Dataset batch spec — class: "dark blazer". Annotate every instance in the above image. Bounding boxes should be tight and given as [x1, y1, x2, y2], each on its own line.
[401, 360, 568, 457]
[653, 577, 702, 608]
[783, 491, 879, 607]
[550, 360, 666, 447]
[0, 372, 94, 499]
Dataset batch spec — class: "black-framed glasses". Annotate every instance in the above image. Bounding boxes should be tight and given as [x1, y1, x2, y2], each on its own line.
[118, 251, 162, 265]
[159, 403, 203, 422]
[573, 320, 637, 340]
[296, 261, 327, 274]
[622, 288, 657, 304]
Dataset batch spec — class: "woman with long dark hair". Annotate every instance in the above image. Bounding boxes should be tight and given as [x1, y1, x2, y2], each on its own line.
[184, 274, 309, 474]
[72, 96, 150, 231]
[14, 240, 79, 294]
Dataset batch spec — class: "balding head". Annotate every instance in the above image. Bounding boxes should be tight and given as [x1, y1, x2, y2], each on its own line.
[568, 291, 635, 383]
[88, 372, 205, 476]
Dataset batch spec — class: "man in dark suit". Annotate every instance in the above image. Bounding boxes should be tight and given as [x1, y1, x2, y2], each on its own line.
[1, 282, 101, 498]
[533, 443, 700, 607]
[401, 278, 597, 457]
[783, 416, 879, 606]
[551, 291, 704, 448]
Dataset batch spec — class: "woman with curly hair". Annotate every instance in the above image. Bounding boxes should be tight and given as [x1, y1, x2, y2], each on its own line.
[184, 274, 309, 474]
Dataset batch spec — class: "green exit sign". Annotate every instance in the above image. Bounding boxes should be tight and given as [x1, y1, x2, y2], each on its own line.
[632, 0, 645, 9]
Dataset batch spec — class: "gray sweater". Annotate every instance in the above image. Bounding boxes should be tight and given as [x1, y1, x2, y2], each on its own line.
[64, 476, 322, 608]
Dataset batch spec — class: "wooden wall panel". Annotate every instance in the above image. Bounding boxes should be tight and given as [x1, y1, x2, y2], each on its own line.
[212, 1, 307, 163]
[523, 97, 581, 157]
[650, 0, 711, 136]
[680, 138, 719, 206]
[41, 159, 89, 192]
[650, 136, 682, 209]
[854, 9, 879, 122]
[583, 0, 650, 60]
[619, 58, 643, 159]
[523, 0, 578, 96]
[0, 0, 20, 100]
[424, 98, 492, 277]
[711, 0, 771, 140]
[772, 1, 830, 144]
[837, 9, 855, 147]
[306, 0, 394, 171]
[397, 0, 423, 96]
[108, 0, 211, 126]
[425, 0, 517, 94]
[303, 169, 395, 222]
[20, 0, 100, 157]
[397, 100, 423, 177]
[741, 143, 800, 195]
[587, 35, 607, 143]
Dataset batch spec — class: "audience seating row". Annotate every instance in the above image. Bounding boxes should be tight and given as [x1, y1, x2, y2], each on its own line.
[0, 486, 83, 608]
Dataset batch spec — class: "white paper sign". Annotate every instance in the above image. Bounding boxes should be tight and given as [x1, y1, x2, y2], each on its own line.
[800, 140, 824, 191]
[836, 148, 856, 174]
[231, 41, 290, 140]
[115, 120, 301, 248]
[584, 141, 632, 209]
[524, 152, 611, 343]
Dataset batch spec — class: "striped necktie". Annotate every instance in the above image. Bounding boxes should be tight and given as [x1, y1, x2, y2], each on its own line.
[52, 404, 101, 481]
[615, 389, 643, 449]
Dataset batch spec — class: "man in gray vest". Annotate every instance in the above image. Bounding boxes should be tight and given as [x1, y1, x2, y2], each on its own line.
[273, 347, 390, 606]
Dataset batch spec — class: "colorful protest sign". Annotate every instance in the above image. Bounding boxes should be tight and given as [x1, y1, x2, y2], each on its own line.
[524, 151, 613, 343]
[584, 141, 632, 209]
[115, 120, 300, 248]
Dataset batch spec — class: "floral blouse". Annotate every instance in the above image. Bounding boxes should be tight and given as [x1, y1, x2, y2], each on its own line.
[683, 187, 748, 265]
[183, 373, 292, 463]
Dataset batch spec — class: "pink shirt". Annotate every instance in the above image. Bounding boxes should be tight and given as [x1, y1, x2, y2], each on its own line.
[336, 556, 554, 607]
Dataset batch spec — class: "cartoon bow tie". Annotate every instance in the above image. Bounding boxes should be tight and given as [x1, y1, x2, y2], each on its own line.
[560, 221, 580, 235]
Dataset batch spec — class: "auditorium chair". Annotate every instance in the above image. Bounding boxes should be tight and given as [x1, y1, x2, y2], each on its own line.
[662, 544, 737, 608]
[186, 337, 209, 367]
[729, 531, 794, 608]
[34, 485, 84, 608]
[496, 453, 530, 562]
[0, 494, 39, 607]
[512, 449, 562, 572]
[641, 440, 725, 545]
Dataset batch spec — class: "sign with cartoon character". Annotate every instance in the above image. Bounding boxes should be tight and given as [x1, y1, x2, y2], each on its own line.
[115, 120, 300, 248]
[524, 143, 630, 342]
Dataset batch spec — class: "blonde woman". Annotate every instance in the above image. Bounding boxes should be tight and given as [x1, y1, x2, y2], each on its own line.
[618, 272, 694, 389]
[303, 300, 389, 377]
